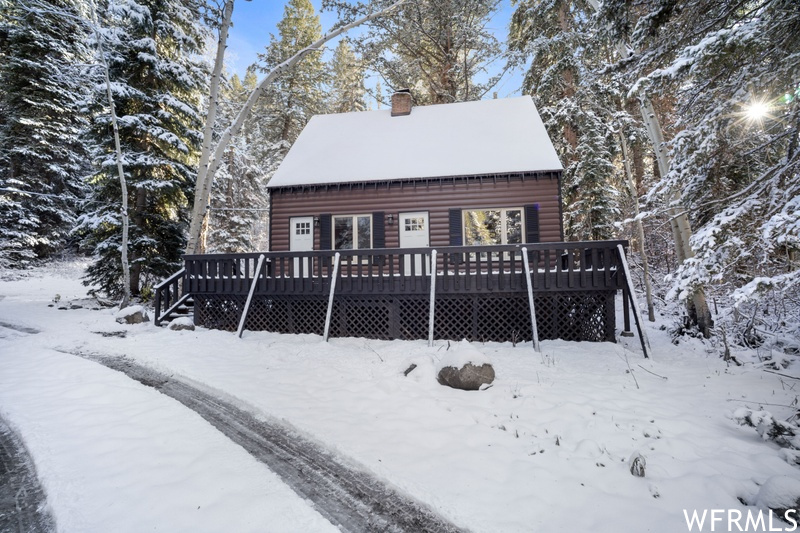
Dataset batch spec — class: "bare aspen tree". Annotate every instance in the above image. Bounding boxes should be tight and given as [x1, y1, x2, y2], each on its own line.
[637, 95, 712, 335]
[186, 0, 235, 255]
[185, 0, 408, 255]
[89, 0, 131, 309]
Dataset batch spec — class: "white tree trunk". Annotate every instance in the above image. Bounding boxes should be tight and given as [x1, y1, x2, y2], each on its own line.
[89, 0, 131, 309]
[637, 95, 690, 263]
[185, 0, 409, 255]
[637, 94, 712, 335]
[185, 0, 235, 255]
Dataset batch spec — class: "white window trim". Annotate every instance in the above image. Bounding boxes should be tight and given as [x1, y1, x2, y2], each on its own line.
[462, 207, 525, 246]
[333, 213, 373, 250]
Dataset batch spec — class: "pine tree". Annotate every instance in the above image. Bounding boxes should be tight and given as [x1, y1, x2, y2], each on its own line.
[75, 0, 208, 298]
[254, 0, 327, 166]
[0, 0, 89, 268]
[329, 38, 366, 114]
[206, 69, 269, 253]
[374, 79, 383, 109]
[509, 0, 623, 241]
[331, 0, 502, 105]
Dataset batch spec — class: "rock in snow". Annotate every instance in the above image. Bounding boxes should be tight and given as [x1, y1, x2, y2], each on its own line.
[115, 305, 149, 325]
[168, 317, 195, 331]
[436, 340, 495, 390]
[628, 452, 646, 477]
[437, 363, 495, 391]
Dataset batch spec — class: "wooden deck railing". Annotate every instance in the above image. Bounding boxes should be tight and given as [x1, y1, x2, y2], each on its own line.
[181, 241, 628, 298]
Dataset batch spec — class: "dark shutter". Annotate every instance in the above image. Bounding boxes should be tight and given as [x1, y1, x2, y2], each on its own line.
[525, 204, 540, 243]
[319, 213, 332, 250]
[372, 211, 385, 265]
[372, 211, 385, 248]
[449, 208, 463, 246]
[448, 208, 463, 264]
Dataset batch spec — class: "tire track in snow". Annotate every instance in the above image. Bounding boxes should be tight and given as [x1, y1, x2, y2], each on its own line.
[0, 321, 41, 335]
[68, 351, 467, 533]
[0, 416, 56, 533]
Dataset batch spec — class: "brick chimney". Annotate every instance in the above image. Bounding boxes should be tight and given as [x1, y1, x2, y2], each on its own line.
[391, 89, 412, 117]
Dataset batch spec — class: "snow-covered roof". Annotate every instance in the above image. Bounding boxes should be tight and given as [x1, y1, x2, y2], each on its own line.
[268, 95, 563, 188]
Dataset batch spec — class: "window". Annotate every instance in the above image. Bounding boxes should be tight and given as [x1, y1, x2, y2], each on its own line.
[295, 221, 311, 235]
[333, 214, 372, 250]
[404, 217, 425, 232]
[463, 208, 523, 246]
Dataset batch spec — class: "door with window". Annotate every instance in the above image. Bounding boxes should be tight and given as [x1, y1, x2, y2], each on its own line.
[289, 217, 314, 277]
[399, 211, 430, 275]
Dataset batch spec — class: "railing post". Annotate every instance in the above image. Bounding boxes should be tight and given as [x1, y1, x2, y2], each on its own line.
[616, 244, 650, 358]
[237, 254, 266, 339]
[522, 247, 541, 352]
[154, 284, 163, 326]
[323, 252, 341, 342]
[428, 249, 437, 347]
[621, 285, 633, 337]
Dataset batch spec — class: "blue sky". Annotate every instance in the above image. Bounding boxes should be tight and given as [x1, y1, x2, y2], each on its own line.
[225, 0, 525, 102]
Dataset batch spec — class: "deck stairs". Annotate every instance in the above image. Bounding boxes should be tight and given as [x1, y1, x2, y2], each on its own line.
[160, 296, 194, 325]
[153, 268, 193, 327]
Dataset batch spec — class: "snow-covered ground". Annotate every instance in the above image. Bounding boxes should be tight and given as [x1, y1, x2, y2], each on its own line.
[1, 260, 798, 532]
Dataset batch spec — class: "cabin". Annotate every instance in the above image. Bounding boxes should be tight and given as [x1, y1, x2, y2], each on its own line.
[155, 92, 639, 347]
[268, 92, 563, 256]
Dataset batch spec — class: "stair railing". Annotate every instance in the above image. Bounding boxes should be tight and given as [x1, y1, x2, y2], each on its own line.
[153, 267, 188, 326]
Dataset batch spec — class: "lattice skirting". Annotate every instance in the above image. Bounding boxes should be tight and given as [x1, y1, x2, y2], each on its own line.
[193, 291, 617, 343]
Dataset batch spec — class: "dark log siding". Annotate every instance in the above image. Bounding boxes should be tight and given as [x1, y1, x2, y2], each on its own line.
[270, 173, 562, 252]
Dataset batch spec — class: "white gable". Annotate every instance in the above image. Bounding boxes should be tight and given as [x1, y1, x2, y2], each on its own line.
[267, 95, 563, 188]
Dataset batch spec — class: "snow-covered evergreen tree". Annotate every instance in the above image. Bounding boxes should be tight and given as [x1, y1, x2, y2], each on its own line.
[329, 0, 501, 105]
[373, 79, 383, 109]
[329, 38, 366, 114]
[254, 0, 327, 168]
[509, 0, 623, 241]
[599, 0, 800, 344]
[0, 0, 90, 268]
[206, 69, 269, 253]
[75, 0, 208, 298]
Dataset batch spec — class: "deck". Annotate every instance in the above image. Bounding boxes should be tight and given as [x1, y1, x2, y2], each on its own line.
[155, 241, 632, 343]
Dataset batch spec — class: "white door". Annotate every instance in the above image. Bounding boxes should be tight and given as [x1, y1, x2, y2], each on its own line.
[399, 211, 430, 275]
[289, 217, 314, 277]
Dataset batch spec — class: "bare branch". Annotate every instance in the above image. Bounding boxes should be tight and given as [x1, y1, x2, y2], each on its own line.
[185, 0, 409, 254]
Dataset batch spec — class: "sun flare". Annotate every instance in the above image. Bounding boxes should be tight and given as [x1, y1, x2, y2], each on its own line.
[746, 100, 770, 122]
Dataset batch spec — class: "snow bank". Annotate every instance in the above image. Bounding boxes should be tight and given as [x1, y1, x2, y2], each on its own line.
[0, 350, 335, 533]
[756, 476, 800, 512]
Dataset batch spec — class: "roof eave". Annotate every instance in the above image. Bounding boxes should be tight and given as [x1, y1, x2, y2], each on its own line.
[267, 169, 564, 192]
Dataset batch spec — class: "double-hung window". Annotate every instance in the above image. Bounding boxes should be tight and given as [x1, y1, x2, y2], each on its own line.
[333, 214, 372, 250]
[463, 208, 523, 246]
